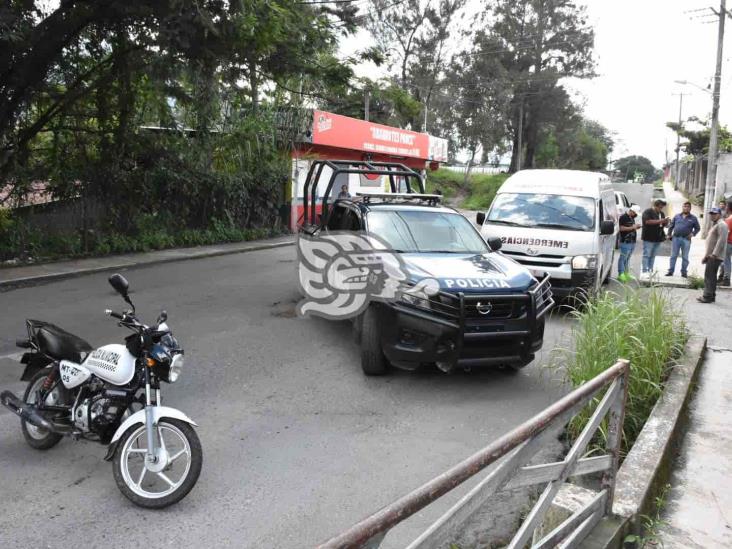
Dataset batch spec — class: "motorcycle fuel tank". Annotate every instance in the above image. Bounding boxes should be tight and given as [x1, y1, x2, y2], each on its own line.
[82, 344, 136, 386]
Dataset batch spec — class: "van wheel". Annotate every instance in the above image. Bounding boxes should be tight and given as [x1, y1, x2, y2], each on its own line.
[360, 306, 389, 376]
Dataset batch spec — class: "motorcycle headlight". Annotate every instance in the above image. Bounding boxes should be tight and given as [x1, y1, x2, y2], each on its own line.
[571, 255, 598, 270]
[168, 353, 184, 383]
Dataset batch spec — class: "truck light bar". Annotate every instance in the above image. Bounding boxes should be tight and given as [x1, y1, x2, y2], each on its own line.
[356, 192, 442, 205]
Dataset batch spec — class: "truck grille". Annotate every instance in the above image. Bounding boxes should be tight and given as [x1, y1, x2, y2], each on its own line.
[463, 298, 522, 319]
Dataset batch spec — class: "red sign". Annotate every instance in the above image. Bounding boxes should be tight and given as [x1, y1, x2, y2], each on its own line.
[311, 110, 431, 160]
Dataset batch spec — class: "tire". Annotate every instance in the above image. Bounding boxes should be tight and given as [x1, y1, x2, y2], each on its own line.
[21, 368, 65, 450]
[113, 418, 203, 509]
[360, 306, 389, 376]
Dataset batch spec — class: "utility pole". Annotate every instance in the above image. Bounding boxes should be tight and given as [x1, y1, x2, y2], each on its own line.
[672, 92, 686, 191]
[364, 90, 370, 122]
[703, 0, 727, 235]
[517, 101, 524, 171]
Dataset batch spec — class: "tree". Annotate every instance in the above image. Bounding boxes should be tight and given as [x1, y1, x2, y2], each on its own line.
[666, 116, 732, 157]
[366, 0, 465, 129]
[482, 0, 596, 171]
[536, 112, 613, 170]
[614, 156, 656, 182]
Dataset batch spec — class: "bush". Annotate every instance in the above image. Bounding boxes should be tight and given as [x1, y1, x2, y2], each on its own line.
[461, 173, 510, 211]
[424, 169, 467, 199]
[555, 286, 688, 456]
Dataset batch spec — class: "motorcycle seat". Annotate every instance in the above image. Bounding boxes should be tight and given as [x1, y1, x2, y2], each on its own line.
[27, 320, 93, 363]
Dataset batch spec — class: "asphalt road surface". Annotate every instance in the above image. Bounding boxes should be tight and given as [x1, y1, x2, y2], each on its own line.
[0, 183, 649, 548]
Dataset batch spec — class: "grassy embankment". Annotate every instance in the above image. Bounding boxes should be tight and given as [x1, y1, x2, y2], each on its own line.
[425, 169, 509, 211]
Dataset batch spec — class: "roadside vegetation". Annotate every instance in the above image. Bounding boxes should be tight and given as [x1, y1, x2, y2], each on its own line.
[426, 169, 508, 211]
[555, 287, 689, 456]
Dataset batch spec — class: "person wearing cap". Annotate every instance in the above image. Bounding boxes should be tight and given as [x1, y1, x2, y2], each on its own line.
[641, 199, 670, 276]
[617, 204, 642, 282]
[698, 206, 729, 303]
[665, 201, 700, 278]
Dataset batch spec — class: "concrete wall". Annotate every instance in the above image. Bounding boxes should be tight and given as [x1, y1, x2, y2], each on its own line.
[670, 153, 732, 201]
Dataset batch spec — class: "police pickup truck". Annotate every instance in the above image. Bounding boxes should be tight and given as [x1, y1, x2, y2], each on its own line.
[296, 160, 553, 376]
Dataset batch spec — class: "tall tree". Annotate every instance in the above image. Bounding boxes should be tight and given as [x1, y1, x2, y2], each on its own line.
[367, 0, 465, 129]
[483, 0, 595, 171]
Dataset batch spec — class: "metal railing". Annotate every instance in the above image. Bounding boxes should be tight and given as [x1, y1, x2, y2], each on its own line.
[317, 359, 630, 549]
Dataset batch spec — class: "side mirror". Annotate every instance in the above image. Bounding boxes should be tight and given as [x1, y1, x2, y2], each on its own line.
[476, 212, 486, 226]
[487, 237, 502, 251]
[108, 274, 129, 297]
[600, 220, 615, 235]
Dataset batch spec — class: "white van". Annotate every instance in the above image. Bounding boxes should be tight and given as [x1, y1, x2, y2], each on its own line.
[476, 169, 618, 298]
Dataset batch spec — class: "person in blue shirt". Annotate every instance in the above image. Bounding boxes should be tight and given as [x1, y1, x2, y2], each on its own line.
[665, 201, 701, 278]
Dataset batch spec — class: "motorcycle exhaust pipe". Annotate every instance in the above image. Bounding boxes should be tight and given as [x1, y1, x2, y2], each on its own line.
[0, 390, 58, 433]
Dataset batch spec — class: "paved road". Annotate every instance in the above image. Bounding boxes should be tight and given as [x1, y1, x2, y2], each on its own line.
[0, 244, 572, 548]
[0, 183, 650, 548]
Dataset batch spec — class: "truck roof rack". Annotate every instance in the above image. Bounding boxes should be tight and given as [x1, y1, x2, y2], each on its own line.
[300, 160, 426, 229]
[356, 192, 441, 206]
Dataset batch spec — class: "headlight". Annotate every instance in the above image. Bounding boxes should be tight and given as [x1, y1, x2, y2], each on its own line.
[401, 292, 423, 306]
[571, 255, 598, 270]
[168, 353, 184, 383]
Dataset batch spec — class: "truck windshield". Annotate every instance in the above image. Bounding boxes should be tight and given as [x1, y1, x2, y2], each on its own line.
[487, 193, 596, 232]
[366, 210, 489, 253]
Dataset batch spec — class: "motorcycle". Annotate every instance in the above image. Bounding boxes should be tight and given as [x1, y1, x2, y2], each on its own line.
[1, 274, 202, 508]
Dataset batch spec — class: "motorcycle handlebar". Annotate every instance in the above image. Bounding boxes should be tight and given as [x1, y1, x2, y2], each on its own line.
[105, 309, 124, 320]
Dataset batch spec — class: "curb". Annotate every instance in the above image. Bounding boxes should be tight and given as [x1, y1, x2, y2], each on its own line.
[0, 238, 295, 291]
[582, 334, 708, 548]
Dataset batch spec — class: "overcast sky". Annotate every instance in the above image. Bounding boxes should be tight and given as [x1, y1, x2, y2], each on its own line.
[341, 0, 732, 168]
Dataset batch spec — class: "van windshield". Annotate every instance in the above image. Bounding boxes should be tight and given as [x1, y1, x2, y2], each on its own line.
[366, 210, 489, 253]
[487, 193, 596, 232]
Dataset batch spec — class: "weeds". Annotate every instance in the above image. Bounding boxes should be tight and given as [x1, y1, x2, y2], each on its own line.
[461, 173, 510, 210]
[1, 222, 279, 264]
[624, 484, 671, 547]
[687, 274, 705, 289]
[553, 286, 688, 456]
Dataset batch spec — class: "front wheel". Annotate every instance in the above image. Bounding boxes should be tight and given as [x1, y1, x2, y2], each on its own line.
[360, 306, 389, 376]
[113, 418, 202, 509]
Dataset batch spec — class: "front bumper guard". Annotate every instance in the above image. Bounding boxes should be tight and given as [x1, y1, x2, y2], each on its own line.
[384, 276, 554, 369]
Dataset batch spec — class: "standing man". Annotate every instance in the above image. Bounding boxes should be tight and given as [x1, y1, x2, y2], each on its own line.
[721, 201, 732, 287]
[641, 199, 669, 277]
[618, 205, 642, 282]
[665, 201, 700, 278]
[698, 207, 729, 303]
[337, 184, 351, 199]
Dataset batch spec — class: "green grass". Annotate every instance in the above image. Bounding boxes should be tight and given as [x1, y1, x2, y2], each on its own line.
[554, 286, 688, 456]
[461, 173, 510, 210]
[687, 274, 705, 289]
[424, 168, 465, 199]
[424, 169, 509, 210]
[1, 222, 280, 264]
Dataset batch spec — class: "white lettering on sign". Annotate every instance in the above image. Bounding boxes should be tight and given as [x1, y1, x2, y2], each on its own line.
[443, 278, 511, 289]
[370, 127, 417, 146]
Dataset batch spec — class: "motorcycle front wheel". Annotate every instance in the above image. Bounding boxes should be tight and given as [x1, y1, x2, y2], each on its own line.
[113, 418, 202, 509]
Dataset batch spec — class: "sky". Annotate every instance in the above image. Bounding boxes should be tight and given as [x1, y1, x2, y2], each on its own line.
[340, 0, 732, 168]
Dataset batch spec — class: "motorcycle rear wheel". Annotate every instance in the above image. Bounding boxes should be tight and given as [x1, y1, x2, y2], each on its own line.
[21, 368, 64, 450]
[113, 418, 202, 509]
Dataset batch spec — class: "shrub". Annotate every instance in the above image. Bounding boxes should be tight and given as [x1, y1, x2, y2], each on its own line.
[554, 286, 688, 456]
[424, 169, 467, 199]
[461, 173, 510, 211]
